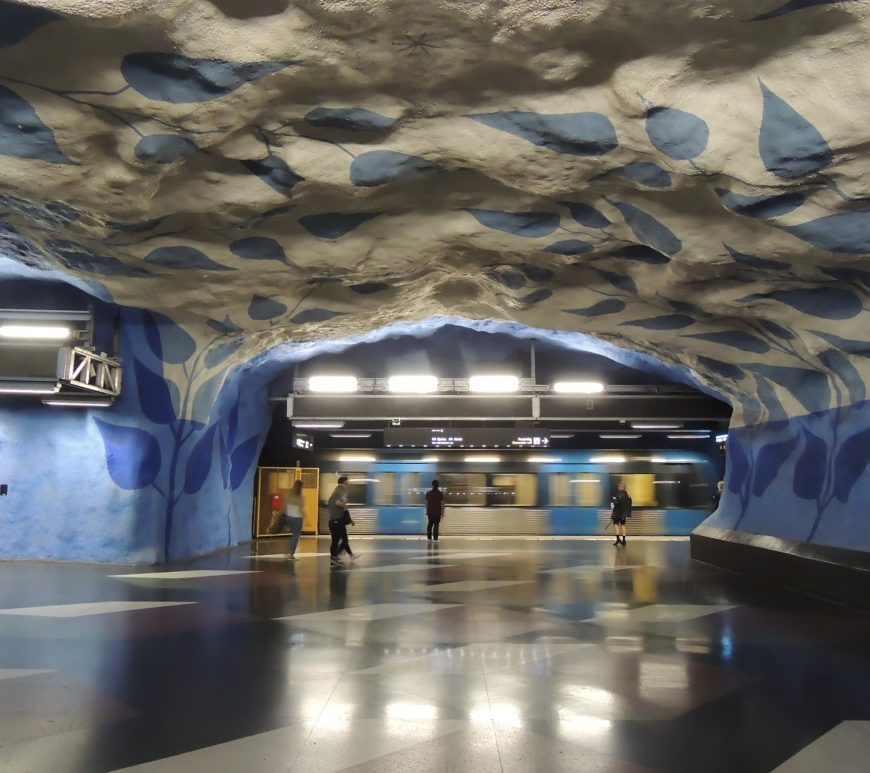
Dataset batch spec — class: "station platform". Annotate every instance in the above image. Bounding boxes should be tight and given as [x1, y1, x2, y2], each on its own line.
[0, 537, 868, 772]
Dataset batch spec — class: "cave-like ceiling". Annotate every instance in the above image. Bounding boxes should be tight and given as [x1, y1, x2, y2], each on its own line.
[1, 0, 869, 423]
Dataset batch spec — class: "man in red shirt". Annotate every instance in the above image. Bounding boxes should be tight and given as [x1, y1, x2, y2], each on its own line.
[425, 479, 445, 541]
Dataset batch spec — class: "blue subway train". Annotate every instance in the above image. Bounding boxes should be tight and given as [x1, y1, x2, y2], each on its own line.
[311, 449, 718, 536]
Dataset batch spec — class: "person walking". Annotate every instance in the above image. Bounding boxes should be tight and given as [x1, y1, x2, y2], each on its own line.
[611, 480, 632, 546]
[284, 479, 305, 559]
[327, 476, 357, 564]
[425, 479, 445, 541]
[712, 480, 724, 512]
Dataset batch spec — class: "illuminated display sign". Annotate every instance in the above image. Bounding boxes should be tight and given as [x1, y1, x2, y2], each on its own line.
[294, 432, 313, 449]
[385, 427, 549, 448]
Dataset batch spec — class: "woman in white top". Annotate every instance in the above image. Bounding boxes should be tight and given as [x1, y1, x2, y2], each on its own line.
[284, 479, 305, 559]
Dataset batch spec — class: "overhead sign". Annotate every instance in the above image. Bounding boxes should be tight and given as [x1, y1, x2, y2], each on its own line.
[385, 427, 549, 448]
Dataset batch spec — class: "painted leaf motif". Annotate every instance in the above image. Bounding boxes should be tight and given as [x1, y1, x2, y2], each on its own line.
[248, 294, 287, 320]
[610, 201, 682, 255]
[192, 372, 224, 422]
[793, 428, 827, 500]
[134, 134, 198, 164]
[752, 432, 800, 497]
[645, 105, 709, 160]
[758, 319, 795, 341]
[121, 53, 295, 103]
[0, 2, 60, 48]
[241, 155, 304, 196]
[94, 418, 162, 490]
[818, 349, 866, 404]
[820, 266, 870, 289]
[207, 315, 243, 335]
[563, 299, 625, 317]
[621, 314, 694, 330]
[605, 162, 672, 188]
[133, 357, 176, 424]
[107, 216, 166, 233]
[544, 239, 593, 255]
[304, 107, 399, 131]
[697, 355, 744, 381]
[715, 188, 805, 219]
[737, 288, 862, 319]
[518, 264, 555, 281]
[230, 237, 288, 263]
[230, 433, 261, 490]
[183, 424, 218, 495]
[48, 240, 154, 277]
[747, 364, 831, 414]
[518, 289, 552, 305]
[468, 209, 560, 238]
[751, 0, 857, 21]
[753, 374, 788, 424]
[487, 269, 526, 290]
[593, 268, 637, 294]
[559, 201, 610, 229]
[783, 211, 870, 254]
[226, 394, 240, 451]
[350, 150, 442, 187]
[0, 85, 71, 164]
[724, 243, 792, 271]
[809, 330, 870, 357]
[144, 311, 196, 364]
[727, 436, 751, 493]
[666, 298, 711, 319]
[468, 111, 618, 156]
[291, 308, 347, 324]
[684, 331, 770, 354]
[759, 81, 833, 180]
[204, 339, 244, 368]
[141, 311, 162, 360]
[606, 245, 670, 264]
[833, 426, 870, 503]
[298, 212, 380, 238]
[350, 282, 390, 294]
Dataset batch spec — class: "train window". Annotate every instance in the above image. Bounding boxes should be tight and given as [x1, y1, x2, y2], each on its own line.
[373, 473, 394, 506]
[440, 474, 487, 506]
[490, 474, 538, 506]
[319, 472, 367, 505]
[550, 473, 603, 506]
[372, 473, 422, 505]
[613, 473, 657, 507]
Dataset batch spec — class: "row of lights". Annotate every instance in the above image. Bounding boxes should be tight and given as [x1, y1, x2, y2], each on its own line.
[305, 375, 604, 394]
[0, 324, 73, 340]
[334, 453, 697, 464]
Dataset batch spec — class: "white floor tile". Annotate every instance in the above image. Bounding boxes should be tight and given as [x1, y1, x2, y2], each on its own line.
[0, 601, 196, 618]
[410, 552, 514, 560]
[248, 553, 333, 560]
[772, 721, 870, 772]
[109, 570, 260, 579]
[275, 603, 461, 623]
[582, 604, 734, 625]
[407, 580, 530, 593]
[353, 563, 459, 574]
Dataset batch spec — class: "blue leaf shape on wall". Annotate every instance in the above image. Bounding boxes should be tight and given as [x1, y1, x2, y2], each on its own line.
[607, 245, 670, 264]
[120, 53, 296, 103]
[207, 315, 243, 335]
[133, 357, 177, 424]
[304, 107, 399, 131]
[487, 269, 526, 289]
[145, 245, 234, 271]
[593, 268, 637, 294]
[0, 85, 71, 164]
[191, 372, 224, 422]
[230, 237, 288, 263]
[737, 287, 862, 319]
[298, 212, 380, 238]
[468, 209, 560, 238]
[559, 201, 611, 229]
[518, 263, 555, 281]
[230, 433, 261, 490]
[809, 330, 870, 357]
[519, 289, 552, 305]
[545, 239, 593, 255]
[226, 394, 240, 452]
[183, 424, 218, 495]
[833, 426, 870, 503]
[291, 308, 347, 324]
[759, 81, 833, 180]
[666, 298, 711, 319]
[724, 243, 791, 271]
[603, 162, 672, 188]
[241, 155, 304, 196]
[752, 0, 857, 22]
[782, 211, 870, 254]
[144, 310, 196, 364]
[753, 374, 788, 424]
[468, 111, 618, 156]
[141, 311, 162, 360]
[793, 428, 827, 500]
[716, 188, 805, 219]
[758, 319, 795, 340]
[564, 299, 626, 317]
[350, 150, 442, 187]
[697, 355, 744, 381]
[818, 349, 866, 404]
[204, 339, 243, 368]
[645, 105, 709, 160]
[107, 216, 166, 233]
[0, 1, 60, 48]
[821, 266, 870, 288]
[621, 314, 694, 330]
[684, 331, 771, 354]
[350, 282, 390, 294]
[752, 432, 799, 496]
[610, 201, 682, 255]
[248, 294, 287, 320]
[727, 436, 751, 493]
[747, 364, 831, 413]
[48, 239, 152, 277]
[94, 418, 162, 490]
[134, 134, 198, 164]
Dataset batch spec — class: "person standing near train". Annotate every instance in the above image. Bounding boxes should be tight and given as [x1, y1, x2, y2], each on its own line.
[611, 479, 632, 546]
[425, 479, 445, 541]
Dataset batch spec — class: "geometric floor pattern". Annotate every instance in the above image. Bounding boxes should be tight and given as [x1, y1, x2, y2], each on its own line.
[0, 536, 869, 772]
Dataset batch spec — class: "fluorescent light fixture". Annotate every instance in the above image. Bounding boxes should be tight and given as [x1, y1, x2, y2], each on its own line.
[348, 478, 380, 483]
[422, 455, 440, 462]
[527, 455, 561, 463]
[0, 381, 59, 394]
[388, 374, 438, 393]
[590, 455, 626, 464]
[293, 421, 345, 429]
[464, 455, 500, 463]
[308, 375, 358, 393]
[339, 454, 376, 462]
[630, 422, 682, 430]
[667, 434, 710, 439]
[550, 433, 575, 439]
[599, 434, 641, 439]
[553, 381, 604, 394]
[329, 432, 372, 438]
[654, 480, 678, 484]
[0, 324, 70, 340]
[468, 375, 519, 393]
[569, 478, 601, 483]
[42, 397, 112, 407]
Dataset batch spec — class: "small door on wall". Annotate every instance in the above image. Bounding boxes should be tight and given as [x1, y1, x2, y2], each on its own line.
[254, 467, 320, 537]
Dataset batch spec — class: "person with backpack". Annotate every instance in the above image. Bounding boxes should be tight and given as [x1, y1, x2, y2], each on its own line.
[611, 479, 632, 546]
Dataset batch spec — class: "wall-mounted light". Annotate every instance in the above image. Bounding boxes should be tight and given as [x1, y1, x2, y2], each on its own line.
[0, 380, 59, 395]
[339, 454, 376, 462]
[553, 381, 604, 394]
[590, 455, 626, 464]
[42, 395, 112, 408]
[599, 434, 641, 439]
[464, 455, 500, 463]
[527, 455, 561, 463]
[293, 421, 345, 429]
[469, 375, 518, 393]
[0, 325, 71, 340]
[388, 374, 438, 393]
[329, 432, 372, 438]
[630, 422, 682, 430]
[308, 375, 358, 393]
[422, 455, 440, 462]
[667, 433, 710, 439]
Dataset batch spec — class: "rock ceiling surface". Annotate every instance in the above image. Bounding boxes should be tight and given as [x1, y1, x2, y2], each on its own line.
[2, 0, 870, 422]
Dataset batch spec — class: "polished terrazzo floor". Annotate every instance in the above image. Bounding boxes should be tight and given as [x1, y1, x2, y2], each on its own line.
[1, 537, 869, 772]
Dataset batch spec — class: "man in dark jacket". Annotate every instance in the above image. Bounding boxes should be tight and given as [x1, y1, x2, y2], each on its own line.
[425, 479, 445, 541]
[611, 480, 632, 546]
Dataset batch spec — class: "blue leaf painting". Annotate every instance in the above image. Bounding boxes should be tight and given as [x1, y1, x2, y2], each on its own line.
[47, 239, 152, 277]
[298, 212, 380, 238]
[752, 0, 857, 22]
[0, 85, 72, 164]
[0, 1, 60, 48]
[145, 245, 233, 271]
[120, 52, 296, 103]
[518, 263, 555, 281]
[248, 294, 287, 320]
[230, 433, 261, 490]
[833, 426, 870, 503]
[230, 237, 288, 263]
[207, 315, 244, 335]
[564, 299, 625, 317]
[0, 217, 52, 270]
[752, 374, 788, 424]
[759, 81, 833, 180]
[697, 355, 744, 381]
[716, 188, 805, 219]
[468, 209, 560, 238]
[809, 330, 870, 357]
[645, 105, 709, 160]
[291, 308, 347, 324]
[183, 424, 218, 495]
[602, 162, 672, 188]
[821, 266, 870, 288]
[665, 298, 712, 319]
[144, 310, 196, 364]
[108, 216, 166, 233]
[610, 201, 682, 255]
[723, 243, 792, 271]
[818, 349, 866, 404]
[304, 107, 399, 132]
[607, 245, 670, 264]
[758, 319, 795, 341]
[793, 428, 827, 500]
[204, 339, 244, 368]
[468, 111, 618, 156]
[134, 134, 198, 164]
[621, 314, 694, 330]
[94, 418, 162, 490]
[727, 436, 751, 493]
[684, 331, 770, 354]
[747, 364, 831, 414]
[192, 372, 224, 422]
[141, 311, 162, 360]
[559, 201, 611, 229]
[133, 357, 177, 424]
[545, 239, 593, 255]
[518, 289, 552, 305]
[226, 394, 240, 452]
[737, 287, 862, 319]
[350, 150, 442, 187]
[488, 269, 526, 290]
[752, 433, 799, 497]
[241, 155, 304, 196]
[350, 282, 390, 294]
[782, 211, 870, 254]
[593, 268, 637, 294]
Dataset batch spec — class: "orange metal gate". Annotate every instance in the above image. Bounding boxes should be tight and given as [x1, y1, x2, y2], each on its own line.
[254, 467, 320, 537]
